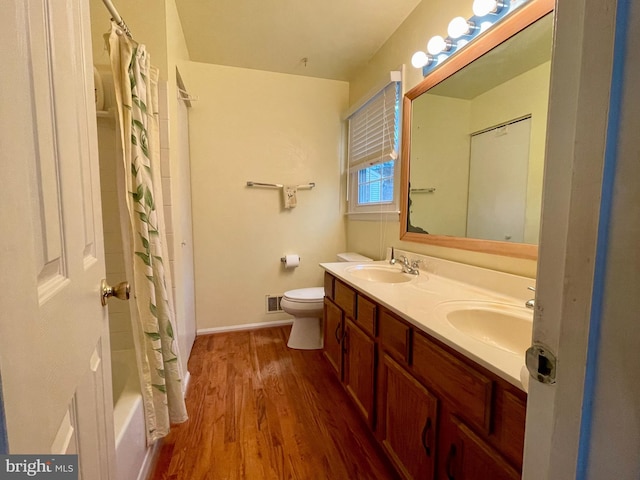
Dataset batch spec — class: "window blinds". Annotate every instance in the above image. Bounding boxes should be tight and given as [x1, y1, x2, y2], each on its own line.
[347, 80, 400, 173]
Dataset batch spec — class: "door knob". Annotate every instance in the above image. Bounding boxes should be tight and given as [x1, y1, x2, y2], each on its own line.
[101, 279, 130, 306]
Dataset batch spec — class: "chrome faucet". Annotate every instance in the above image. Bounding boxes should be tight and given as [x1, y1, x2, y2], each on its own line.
[525, 286, 536, 309]
[398, 255, 420, 275]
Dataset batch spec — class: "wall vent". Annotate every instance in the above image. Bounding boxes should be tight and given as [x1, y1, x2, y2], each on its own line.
[265, 295, 284, 313]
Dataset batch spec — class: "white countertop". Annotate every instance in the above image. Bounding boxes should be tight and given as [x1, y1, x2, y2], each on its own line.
[321, 251, 534, 392]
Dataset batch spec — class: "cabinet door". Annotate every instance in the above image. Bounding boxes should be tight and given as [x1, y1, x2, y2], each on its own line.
[343, 319, 376, 425]
[381, 355, 437, 480]
[441, 415, 519, 480]
[323, 298, 343, 378]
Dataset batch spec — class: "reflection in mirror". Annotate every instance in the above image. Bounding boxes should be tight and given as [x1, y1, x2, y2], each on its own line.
[409, 14, 552, 244]
[400, 0, 554, 259]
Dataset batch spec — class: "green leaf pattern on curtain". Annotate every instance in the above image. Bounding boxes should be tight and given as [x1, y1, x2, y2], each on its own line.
[109, 23, 188, 446]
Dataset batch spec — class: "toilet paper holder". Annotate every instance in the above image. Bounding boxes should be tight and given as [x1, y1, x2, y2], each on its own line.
[280, 256, 301, 263]
[281, 255, 301, 269]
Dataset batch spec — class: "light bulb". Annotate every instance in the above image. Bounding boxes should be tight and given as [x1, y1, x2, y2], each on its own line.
[448, 17, 474, 39]
[411, 51, 430, 68]
[480, 21, 493, 33]
[427, 36, 447, 55]
[473, 0, 499, 17]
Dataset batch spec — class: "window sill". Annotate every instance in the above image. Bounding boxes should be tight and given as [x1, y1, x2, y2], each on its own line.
[345, 211, 400, 222]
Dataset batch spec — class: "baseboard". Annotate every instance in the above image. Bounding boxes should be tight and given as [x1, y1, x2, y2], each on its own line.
[197, 319, 294, 336]
[139, 437, 161, 480]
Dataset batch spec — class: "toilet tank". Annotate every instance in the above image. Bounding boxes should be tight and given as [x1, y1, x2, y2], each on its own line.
[336, 252, 373, 262]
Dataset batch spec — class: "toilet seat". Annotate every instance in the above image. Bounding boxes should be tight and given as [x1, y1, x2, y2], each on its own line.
[283, 287, 324, 303]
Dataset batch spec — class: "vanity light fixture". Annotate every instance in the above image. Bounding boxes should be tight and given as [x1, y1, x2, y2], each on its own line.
[447, 17, 476, 39]
[411, 51, 434, 69]
[427, 35, 454, 55]
[412, 0, 530, 76]
[472, 0, 507, 17]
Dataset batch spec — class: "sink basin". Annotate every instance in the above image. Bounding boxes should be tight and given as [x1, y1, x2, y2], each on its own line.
[435, 301, 532, 355]
[346, 265, 414, 284]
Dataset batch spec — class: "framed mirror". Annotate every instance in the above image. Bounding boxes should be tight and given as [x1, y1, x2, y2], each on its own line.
[400, 0, 554, 260]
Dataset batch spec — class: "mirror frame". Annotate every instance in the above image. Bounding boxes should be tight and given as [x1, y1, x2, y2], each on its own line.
[400, 0, 554, 260]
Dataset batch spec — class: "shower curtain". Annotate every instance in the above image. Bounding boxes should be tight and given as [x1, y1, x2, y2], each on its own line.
[108, 23, 188, 444]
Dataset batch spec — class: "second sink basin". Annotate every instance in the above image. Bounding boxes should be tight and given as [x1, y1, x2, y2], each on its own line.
[435, 301, 532, 355]
[346, 265, 414, 284]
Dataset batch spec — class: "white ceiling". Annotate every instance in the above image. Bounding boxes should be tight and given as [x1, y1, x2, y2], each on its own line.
[174, 0, 421, 81]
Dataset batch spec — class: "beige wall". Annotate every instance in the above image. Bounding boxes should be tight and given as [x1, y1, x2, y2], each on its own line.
[183, 62, 348, 329]
[347, 0, 538, 278]
[349, 0, 473, 103]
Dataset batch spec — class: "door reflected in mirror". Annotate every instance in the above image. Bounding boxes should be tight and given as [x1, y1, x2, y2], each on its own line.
[401, 2, 554, 259]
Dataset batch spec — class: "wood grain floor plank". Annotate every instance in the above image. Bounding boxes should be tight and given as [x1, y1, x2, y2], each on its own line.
[150, 326, 397, 480]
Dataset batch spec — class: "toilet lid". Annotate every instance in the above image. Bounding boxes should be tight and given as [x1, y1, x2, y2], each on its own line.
[283, 287, 324, 303]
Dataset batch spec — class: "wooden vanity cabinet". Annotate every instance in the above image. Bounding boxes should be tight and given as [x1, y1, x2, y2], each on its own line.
[322, 272, 526, 480]
[378, 308, 527, 480]
[411, 330, 492, 435]
[323, 273, 377, 427]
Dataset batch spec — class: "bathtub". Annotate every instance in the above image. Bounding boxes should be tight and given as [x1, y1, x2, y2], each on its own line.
[111, 350, 158, 480]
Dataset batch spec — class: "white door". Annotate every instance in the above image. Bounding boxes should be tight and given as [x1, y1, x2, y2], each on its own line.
[522, 0, 632, 478]
[467, 118, 531, 243]
[0, 0, 115, 478]
[175, 84, 197, 373]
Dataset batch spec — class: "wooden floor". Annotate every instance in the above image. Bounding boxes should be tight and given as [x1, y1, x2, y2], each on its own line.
[150, 326, 397, 480]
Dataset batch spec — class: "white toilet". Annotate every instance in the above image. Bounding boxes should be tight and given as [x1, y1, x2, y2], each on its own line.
[282, 252, 372, 350]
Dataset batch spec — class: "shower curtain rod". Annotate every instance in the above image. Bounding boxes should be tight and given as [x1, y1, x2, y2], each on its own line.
[102, 0, 132, 38]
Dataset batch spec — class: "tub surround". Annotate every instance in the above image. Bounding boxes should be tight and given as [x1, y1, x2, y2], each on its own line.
[321, 249, 534, 391]
[111, 350, 160, 480]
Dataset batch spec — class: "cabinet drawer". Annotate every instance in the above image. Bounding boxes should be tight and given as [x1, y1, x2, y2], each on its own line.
[356, 295, 376, 337]
[324, 272, 335, 300]
[494, 389, 526, 469]
[379, 309, 410, 364]
[412, 332, 492, 433]
[334, 280, 356, 318]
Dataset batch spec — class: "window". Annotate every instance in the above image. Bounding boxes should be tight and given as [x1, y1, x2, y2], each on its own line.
[347, 76, 401, 216]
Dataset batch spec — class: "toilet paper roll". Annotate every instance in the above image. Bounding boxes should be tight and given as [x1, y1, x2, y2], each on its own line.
[283, 254, 300, 269]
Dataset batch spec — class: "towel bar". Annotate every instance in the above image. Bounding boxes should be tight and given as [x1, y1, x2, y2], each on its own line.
[246, 181, 315, 189]
[410, 187, 436, 193]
